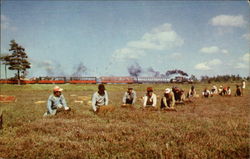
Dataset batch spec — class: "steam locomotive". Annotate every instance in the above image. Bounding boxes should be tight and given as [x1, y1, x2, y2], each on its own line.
[0, 76, 192, 84]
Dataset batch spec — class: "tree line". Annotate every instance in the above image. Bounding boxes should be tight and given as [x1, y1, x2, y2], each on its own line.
[200, 75, 249, 83]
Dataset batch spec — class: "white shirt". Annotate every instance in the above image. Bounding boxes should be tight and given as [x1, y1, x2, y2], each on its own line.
[143, 93, 157, 107]
[211, 86, 218, 94]
[202, 90, 210, 96]
[92, 91, 108, 112]
[242, 81, 246, 89]
[122, 90, 136, 104]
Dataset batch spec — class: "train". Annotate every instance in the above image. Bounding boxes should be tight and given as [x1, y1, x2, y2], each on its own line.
[0, 76, 193, 84]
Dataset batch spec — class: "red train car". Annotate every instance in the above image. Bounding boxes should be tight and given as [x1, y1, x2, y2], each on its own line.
[0, 79, 18, 84]
[38, 77, 66, 84]
[0, 79, 37, 84]
[21, 80, 37, 84]
[69, 77, 97, 84]
[99, 76, 134, 84]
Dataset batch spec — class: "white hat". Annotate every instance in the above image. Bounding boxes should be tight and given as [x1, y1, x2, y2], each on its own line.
[165, 88, 171, 94]
[53, 86, 63, 92]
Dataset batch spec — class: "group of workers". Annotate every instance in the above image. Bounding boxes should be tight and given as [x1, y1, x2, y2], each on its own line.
[201, 80, 246, 98]
[44, 80, 246, 116]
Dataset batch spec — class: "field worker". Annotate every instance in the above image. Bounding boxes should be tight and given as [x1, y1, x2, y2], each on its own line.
[211, 85, 218, 96]
[241, 80, 246, 95]
[222, 87, 228, 96]
[226, 86, 231, 96]
[179, 89, 186, 102]
[173, 87, 185, 102]
[122, 87, 136, 105]
[172, 86, 179, 101]
[218, 86, 223, 96]
[202, 88, 210, 98]
[187, 85, 196, 98]
[160, 88, 175, 109]
[143, 87, 157, 107]
[44, 86, 70, 116]
[235, 85, 242, 96]
[92, 84, 109, 112]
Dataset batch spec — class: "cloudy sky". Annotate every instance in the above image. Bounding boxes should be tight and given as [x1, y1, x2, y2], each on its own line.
[1, 1, 249, 78]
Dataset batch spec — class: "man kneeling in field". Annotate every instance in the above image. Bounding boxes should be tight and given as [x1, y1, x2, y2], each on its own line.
[122, 87, 136, 107]
[202, 88, 210, 98]
[143, 87, 157, 108]
[172, 87, 186, 104]
[92, 84, 114, 113]
[235, 85, 242, 96]
[160, 88, 175, 110]
[187, 86, 196, 98]
[44, 86, 70, 116]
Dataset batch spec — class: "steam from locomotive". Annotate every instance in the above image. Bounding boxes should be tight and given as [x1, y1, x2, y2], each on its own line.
[127, 62, 142, 78]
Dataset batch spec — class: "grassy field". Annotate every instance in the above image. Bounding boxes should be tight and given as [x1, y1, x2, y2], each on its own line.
[0, 83, 249, 159]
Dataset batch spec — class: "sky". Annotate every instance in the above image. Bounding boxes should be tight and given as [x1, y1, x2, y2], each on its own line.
[1, 0, 250, 79]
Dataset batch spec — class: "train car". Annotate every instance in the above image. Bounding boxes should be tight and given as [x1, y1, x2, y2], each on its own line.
[99, 76, 134, 84]
[38, 77, 66, 84]
[20, 80, 36, 84]
[136, 77, 169, 84]
[69, 77, 97, 84]
[0, 79, 37, 84]
[19, 77, 37, 84]
[0, 79, 18, 84]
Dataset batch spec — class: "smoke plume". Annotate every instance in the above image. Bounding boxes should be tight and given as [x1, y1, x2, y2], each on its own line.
[147, 67, 166, 77]
[38, 61, 55, 76]
[165, 69, 188, 77]
[72, 62, 87, 77]
[127, 62, 142, 77]
[37, 60, 66, 76]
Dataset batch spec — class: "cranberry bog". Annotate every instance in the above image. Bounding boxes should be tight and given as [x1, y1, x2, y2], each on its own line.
[0, 83, 249, 159]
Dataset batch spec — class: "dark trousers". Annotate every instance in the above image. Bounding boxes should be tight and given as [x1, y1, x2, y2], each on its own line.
[160, 99, 171, 109]
[126, 99, 133, 104]
[236, 89, 241, 96]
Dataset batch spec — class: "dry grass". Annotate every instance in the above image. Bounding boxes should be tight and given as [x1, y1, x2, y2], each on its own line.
[0, 83, 249, 159]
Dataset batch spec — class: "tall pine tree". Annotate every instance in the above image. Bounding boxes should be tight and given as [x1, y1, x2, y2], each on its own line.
[8, 40, 31, 82]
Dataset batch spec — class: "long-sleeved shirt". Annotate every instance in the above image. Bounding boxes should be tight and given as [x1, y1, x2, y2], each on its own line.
[211, 86, 218, 94]
[162, 92, 175, 108]
[47, 94, 68, 114]
[92, 91, 108, 112]
[218, 88, 223, 94]
[188, 89, 196, 97]
[143, 93, 157, 107]
[122, 90, 136, 104]
[202, 90, 210, 97]
[242, 82, 246, 89]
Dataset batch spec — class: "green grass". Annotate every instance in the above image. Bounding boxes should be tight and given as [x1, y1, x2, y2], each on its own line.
[0, 83, 249, 159]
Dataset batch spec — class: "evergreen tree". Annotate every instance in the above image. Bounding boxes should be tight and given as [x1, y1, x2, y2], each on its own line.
[8, 40, 31, 81]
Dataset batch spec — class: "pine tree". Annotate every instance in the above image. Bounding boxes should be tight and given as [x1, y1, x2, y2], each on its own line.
[8, 40, 31, 83]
